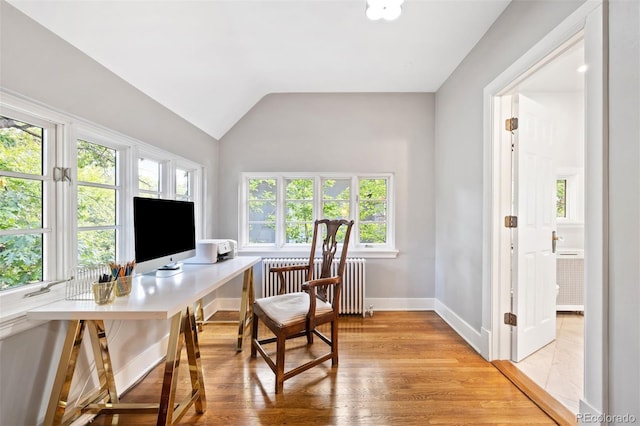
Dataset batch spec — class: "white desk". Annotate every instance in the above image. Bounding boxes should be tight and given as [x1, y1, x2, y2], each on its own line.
[28, 256, 261, 426]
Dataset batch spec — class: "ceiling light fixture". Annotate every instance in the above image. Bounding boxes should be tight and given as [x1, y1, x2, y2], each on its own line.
[366, 0, 404, 21]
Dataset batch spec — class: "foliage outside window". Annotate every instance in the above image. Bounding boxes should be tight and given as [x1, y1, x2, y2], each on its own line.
[77, 140, 118, 267]
[286, 178, 314, 244]
[242, 174, 393, 251]
[138, 158, 161, 198]
[556, 179, 567, 218]
[0, 115, 46, 289]
[359, 178, 388, 244]
[248, 179, 277, 244]
[176, 168, 191, 201]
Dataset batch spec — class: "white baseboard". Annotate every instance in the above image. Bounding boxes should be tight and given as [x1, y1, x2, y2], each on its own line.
[434, 299, 486, 356]
[212, 297, 436, 315]
[364, 298, 435, 311]
[179, 297, 490, 360]
[215, 297, 490, 360]
[480, 327, 492, 360]
[577, 400, 604, 425]
[213, 297, 243, 313]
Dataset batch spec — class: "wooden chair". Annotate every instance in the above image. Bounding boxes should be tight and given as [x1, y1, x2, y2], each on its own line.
[251, 219, 354, 393]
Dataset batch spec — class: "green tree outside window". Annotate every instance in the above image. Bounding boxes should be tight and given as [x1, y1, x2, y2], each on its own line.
[77, 140, 118, 266]
[0, 116, 45, 288]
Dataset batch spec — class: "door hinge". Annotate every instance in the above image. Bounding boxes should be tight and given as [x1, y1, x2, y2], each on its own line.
[504, 215, 518, 228]
[504, 312, 518, 326]
[505, 117, 519, 132]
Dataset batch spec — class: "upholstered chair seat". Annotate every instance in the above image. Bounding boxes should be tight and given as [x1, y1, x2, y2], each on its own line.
[254, 292, 334, 328]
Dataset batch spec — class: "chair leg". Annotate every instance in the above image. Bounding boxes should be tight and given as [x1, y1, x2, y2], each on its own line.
[331, 320, 339, 366]
[275, 334, 285, 393]
[250, 312, 258, 358]
[306, 318, 314, 344]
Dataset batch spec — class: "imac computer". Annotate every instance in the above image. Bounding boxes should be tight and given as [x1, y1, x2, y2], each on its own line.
[133, 196, 196, 277]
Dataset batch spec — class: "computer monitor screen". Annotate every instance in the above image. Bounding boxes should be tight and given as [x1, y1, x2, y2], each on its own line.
[133, 196, 196, 275]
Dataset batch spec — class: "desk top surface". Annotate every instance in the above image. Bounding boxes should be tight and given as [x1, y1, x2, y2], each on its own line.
[27, 256, 261, 321]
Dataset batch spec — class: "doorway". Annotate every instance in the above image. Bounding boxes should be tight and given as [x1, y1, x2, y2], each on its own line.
[509, 39, 586, 414]
[493, 36, 586, 414]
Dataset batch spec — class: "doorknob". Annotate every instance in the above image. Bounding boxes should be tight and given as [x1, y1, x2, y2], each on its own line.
[552, 230, 560, 253]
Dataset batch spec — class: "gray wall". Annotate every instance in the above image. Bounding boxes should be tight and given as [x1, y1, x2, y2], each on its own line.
[434, 0, 584, 333]
[436, 0, 639, 418]
[217, 93, 436, 302]
[0, 2, 218, 425]
[608, 0, 640, 419]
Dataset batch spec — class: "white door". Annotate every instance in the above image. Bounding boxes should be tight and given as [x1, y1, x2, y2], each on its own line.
[511, 94, 557, 362]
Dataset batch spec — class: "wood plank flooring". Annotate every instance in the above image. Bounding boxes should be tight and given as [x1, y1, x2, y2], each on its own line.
[90, 311, 557, 425]
[492, 360, 576, 426]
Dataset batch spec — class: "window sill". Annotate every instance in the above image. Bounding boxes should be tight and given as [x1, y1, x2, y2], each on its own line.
[238, 248, 399, 259]
[0, 285, 66, 340]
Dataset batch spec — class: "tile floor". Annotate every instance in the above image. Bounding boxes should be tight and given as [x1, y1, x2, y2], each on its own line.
[515, 312, 584, 413]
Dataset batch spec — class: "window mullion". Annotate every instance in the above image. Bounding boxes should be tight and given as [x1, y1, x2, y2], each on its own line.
[164, 159, 174, 199]
[120, 146, 134, 261]
[241, 176, 247, 247]
[314, 176, 321, 221]
[353, 176, 360, 248]
[277, 176, 285, 248]
[51, 122, 68, 281]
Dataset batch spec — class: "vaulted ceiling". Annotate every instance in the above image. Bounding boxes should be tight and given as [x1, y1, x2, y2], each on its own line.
[8, 0, 511, 140]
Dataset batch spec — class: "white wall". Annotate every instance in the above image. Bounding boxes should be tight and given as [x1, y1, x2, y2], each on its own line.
[0, 3, 218, 425]
[217, 93, 436, 307]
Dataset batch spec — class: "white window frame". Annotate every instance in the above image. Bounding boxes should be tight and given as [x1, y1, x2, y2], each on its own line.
[239, 172, 397, 258]
[556, 168, 584, 224]
[0, 91, 206, 339]
[74, 128, 129, 267]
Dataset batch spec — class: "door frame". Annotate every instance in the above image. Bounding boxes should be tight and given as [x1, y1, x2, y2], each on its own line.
[481, 0, 607, 416]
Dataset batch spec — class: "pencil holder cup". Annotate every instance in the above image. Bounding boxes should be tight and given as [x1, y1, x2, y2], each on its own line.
[115, 275, 133, 297]
[92, 280, 116, 305]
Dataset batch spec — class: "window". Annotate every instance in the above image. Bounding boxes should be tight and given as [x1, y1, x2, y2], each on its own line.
[285, 178, 313, 244]
[556, 179, 567, 218]
[556, 169, 584, 223]
[175, 168, 191, 201]
[76, 140, 119, 266]
[0, 114, 53, 289]
[359, 178, 388, 244]
[322, 178, 351, 219]
[138, 157, 161, 198]
[248, 178, 276, 244]
[0, 94, 205, 335]
[241, 173, 395, 255]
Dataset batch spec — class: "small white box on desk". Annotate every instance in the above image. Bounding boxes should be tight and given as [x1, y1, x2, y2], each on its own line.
[184, 239, 236, 264]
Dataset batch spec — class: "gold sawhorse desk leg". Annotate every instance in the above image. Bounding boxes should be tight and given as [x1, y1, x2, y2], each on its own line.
[236, 266, 254, 351]
[194, 266, 255, 351]
[44, 308, 206, 426]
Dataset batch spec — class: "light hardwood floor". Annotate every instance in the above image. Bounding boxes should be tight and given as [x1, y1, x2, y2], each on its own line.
[90, 311, 556, 425]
